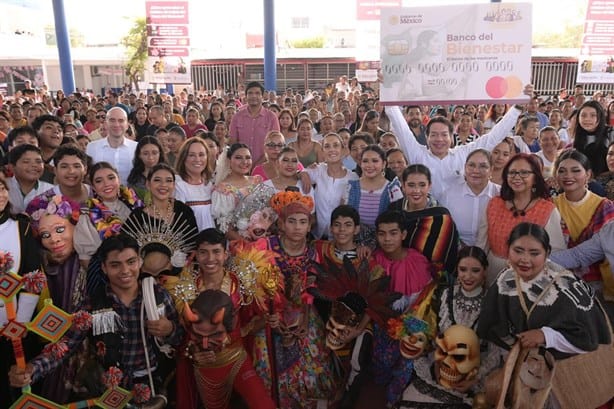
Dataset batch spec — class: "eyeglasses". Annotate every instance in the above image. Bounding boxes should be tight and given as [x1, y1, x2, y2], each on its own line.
[96, 115, 106, 119]
[265, 143, 284, 149]
[507, 170, 534, 179]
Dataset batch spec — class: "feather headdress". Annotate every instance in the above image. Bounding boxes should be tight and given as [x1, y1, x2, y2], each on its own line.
[309, 255, 400, 326]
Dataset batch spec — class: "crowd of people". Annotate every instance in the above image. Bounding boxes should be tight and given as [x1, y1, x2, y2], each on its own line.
[0, 77, 613, 409]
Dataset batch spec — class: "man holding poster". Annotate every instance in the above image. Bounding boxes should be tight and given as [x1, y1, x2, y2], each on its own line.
[380, 3, 532, 106]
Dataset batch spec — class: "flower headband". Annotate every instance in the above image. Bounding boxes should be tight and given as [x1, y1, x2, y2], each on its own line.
[270, 190, 314, 218]
[27, 194, 81, 235]
[387, 313, 431, 340]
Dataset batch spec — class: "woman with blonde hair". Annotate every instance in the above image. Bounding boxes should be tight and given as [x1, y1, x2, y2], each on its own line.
[252, 130, 303, 181]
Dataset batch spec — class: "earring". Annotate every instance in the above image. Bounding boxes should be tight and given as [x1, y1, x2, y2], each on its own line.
[531, 186, 536, 193]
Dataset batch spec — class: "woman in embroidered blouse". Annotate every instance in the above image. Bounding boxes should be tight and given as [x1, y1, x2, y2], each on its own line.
[438, 246, 488, 333]
[174, 138, 216, 231]
[74, 162, 143, 269]
[288, 118, 324, 168]
[211, 144, 271, 241]
[122, 163, 198, 250]
[344, 145, 403, 247]
[301, 133, 359, 239]
[553, 149, 614, 302]
[477, 153, 565, 285]
[388, 164, 460, 278]
[127, 136, 167, 200]
[478, 222, 610, 358]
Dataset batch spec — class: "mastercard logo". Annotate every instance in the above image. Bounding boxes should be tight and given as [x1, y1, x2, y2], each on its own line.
[485, 76, 523, 98]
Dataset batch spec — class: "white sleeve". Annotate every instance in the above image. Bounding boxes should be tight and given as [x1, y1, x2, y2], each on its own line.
[541, 326, 587, 354]
[211, 189, 236, 233]
[550, 222, 613, 269]
[512, 135, 531, 153]
[174, 180, 188, 202]
[73, 213, 102, 262]
[544, 208, 566, 252]
[341, 180, 351, 205]
[385, 105, 424, 165]
[455, 106, 522, 156]
[476, 204, 489, 251]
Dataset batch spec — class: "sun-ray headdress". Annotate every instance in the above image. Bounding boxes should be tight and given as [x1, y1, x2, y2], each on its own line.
[121, 210, 197, 265]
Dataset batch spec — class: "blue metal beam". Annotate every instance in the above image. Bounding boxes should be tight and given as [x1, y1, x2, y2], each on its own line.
[52, 0, 76, 93]
[263, 0, 276, 92]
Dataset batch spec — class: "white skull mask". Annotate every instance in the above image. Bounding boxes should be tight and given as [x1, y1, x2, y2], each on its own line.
[434, 325, 480, 389]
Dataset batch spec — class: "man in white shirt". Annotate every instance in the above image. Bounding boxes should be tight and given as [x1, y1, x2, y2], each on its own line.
[86, 107, 137, 184]
[386, 99, 525, 200]
[335, 75, 351, 95]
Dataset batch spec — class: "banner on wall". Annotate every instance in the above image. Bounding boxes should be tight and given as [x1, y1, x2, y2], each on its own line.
[576, 0, 614, 84]
[146, 1, 191, 84]
[380, 3, 532, 105]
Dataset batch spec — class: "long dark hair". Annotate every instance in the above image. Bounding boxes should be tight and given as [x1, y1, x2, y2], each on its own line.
[573, 100, 608, 150]
[127, 135, 167, 186]
[0, 175, 13, 217]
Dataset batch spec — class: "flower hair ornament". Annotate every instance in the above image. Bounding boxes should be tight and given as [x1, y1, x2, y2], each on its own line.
[121, 212, 197, 268]
[270, 190, 314, 219]
[26, 193, 81, 235]
[234, 183, 277, 240]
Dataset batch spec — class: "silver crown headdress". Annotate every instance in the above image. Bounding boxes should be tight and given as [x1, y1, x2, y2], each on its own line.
[121, 211, 197, 267]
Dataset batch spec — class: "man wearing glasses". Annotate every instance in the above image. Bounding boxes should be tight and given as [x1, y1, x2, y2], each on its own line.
[86, 109, 108, 141]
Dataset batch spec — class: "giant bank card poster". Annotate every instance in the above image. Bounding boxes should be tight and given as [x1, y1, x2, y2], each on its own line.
[380, 3, 532, 105]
